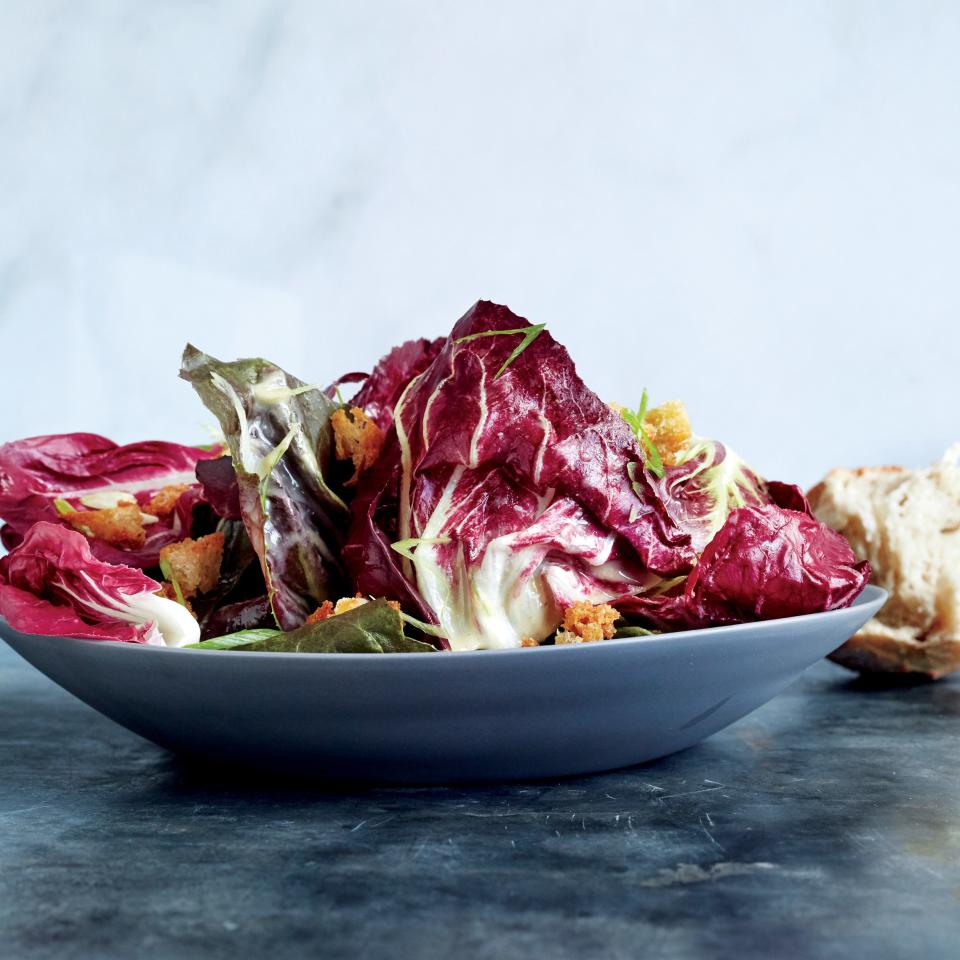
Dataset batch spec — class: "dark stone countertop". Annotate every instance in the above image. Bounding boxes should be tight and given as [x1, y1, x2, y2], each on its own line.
[2, 641, 959, 960]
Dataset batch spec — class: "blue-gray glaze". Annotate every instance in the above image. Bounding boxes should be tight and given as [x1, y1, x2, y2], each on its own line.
[0, 589, 886, 783]
[1, 641, 958, 960]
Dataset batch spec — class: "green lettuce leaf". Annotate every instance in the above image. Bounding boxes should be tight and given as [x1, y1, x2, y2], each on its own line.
[241, 600, 435, 653]
[187, 628, 281, 650]
[180, 345, 350, 630]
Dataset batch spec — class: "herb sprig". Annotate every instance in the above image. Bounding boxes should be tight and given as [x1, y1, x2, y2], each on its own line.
[390, 536, 452, 561]
[620, 388, 665, 479]
[455, 324, 547, 379]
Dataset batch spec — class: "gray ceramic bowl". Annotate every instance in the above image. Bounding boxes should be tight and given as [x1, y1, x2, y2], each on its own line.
[0, 585, 885, 783]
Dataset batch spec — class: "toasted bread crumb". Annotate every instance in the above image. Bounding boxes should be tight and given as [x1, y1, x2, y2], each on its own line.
[334, 596, 368, 615]
[305, 595, 401, 625]
[305, 601, 335, 624]
[145, 484, 190, 518]
[562, 601, 620, 643]
[331, 406, 386, 486]
[520, 636, 539, 648]
[159, 532, 225, 598]
[63, 504, 146, 549]
[643, 401, 692, 467]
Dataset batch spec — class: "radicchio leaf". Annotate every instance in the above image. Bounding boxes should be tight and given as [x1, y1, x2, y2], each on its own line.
[0, 522, 199, 646]
[324, 371, 368, 400]
[180, 345, 350, 629]
[199, 594, 274, 641]
[344, 301, 692, 650]
[196, 456, 242, 520]
[1, 524, 21, 553]
[0, 433, 218, 567]
[615, 487, 870, 629]
[656, 439, 771, 554]
[349, 336, 445, 431]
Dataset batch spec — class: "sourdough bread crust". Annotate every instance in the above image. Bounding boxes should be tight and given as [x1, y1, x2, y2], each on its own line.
[809, 451, 960, 679]
[828, 624, 960, 679]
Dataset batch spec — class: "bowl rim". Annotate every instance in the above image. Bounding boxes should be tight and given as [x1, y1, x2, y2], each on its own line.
[0, 585, 887, 663]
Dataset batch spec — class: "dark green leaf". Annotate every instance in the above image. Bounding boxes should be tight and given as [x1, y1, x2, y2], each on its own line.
[242, 600, 437, 654]
[180, 345, 350, 630]
[187, 628, 281, 650]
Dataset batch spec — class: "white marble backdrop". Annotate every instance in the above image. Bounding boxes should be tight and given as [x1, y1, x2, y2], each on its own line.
[1, 1, 958, 487]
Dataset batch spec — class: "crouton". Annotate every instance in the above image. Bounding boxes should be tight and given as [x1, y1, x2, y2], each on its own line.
[304, 595, 402, 625]
[331, 406, 385, 485]
[305, 601, 335, 624]
[145, 484, 190, 518]
[643, 400, 692, 467]
[63, 504, 146, 549]
[333, 595, 368, 615]
[159, 532, 225, 598]
[562, 601, 620, 643]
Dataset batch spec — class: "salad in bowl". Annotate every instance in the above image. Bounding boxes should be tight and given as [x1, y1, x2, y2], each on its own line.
[0, 301, 869, 655]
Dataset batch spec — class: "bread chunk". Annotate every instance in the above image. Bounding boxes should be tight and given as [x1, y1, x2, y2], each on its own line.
[331, 406, 386, 486]
[808, 447, 960, 678]
[643, 400, 693, 466]
[63, 504, 146, 549]
[145, 484, 190, 518]
[305, 601, 335, 624]
[159, 532, 225, 598]
[560, 601, 620, 643]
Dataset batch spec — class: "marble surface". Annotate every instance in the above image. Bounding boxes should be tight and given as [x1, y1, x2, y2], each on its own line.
[2, 640, 959, 960]
[1, 2, 960, 487]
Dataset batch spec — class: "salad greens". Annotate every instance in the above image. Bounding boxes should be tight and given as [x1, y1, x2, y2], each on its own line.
[663, 439, 769, 554]
[455, 323, 547, 379]
[0, 522, 199, 646]
[189, 627, 281, 650]
[0, 432, 217, 567]
[347, 301, 696, 650]
[188, 601, 434, 653]
[180, 346, 350, 630]
[619, 389, 665, 479]
[0, 299, 871, 654]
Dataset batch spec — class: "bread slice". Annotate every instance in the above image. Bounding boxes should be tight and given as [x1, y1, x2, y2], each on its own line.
[808, 447, 960, 678]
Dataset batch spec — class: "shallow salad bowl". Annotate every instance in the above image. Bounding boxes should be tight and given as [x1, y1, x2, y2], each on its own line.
[0, 586, 885, 783]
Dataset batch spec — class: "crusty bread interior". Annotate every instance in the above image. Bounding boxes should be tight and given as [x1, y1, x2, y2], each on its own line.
[808, 447, 960, 678]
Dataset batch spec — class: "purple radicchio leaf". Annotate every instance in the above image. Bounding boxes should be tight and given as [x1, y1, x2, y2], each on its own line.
[653, 438, 772, 555]
[0, 432, 220, 568]
[196, 455, 242, 520]
[0, 522, 199, 646]
[199, 594, 274, 641]
[349, 337, 445, 431]
[614, 483, 871, 630]
[344, 300, 693, 650]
